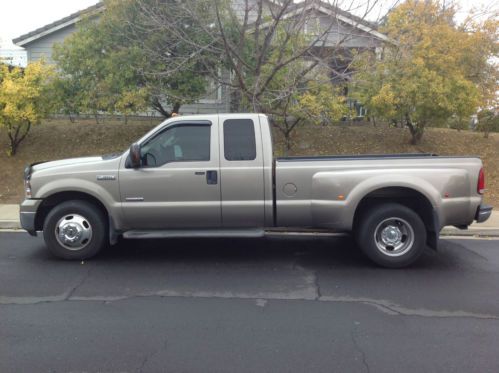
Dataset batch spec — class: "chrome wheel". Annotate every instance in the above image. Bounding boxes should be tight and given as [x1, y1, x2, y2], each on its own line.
[55, 214, 93, 251]
[374, 217, 414, 257]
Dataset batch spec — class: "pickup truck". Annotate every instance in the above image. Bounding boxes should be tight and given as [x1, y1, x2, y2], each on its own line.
[20, 113, 492, 268]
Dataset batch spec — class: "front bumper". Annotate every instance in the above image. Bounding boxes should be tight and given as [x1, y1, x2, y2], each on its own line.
[475, 204, 492, 223]
[19, 199, 43, 236]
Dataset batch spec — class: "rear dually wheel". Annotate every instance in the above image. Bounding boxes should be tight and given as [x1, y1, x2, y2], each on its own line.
[355, 203, 427, 268]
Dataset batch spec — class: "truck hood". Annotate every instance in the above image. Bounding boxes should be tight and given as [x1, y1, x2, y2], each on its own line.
[32, 154, 119, 172]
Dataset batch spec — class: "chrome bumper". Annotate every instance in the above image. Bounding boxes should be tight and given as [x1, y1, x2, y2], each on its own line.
[19, 199, 43, 236]
[475, 204, 492, 224]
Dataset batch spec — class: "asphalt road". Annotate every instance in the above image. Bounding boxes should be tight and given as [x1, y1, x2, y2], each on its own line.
[1, 232, 499, 373]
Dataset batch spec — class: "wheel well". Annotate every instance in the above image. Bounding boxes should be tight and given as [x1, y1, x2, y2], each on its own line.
[353, 187, 439, 250]
[35, 191, 109, 231]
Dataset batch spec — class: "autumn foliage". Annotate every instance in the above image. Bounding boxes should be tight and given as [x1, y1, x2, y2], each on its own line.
[0, 61, 54, 155]
[352, 0, 498, 144]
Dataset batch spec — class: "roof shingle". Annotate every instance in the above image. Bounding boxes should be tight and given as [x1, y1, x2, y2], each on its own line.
[13, 2, 104, 46]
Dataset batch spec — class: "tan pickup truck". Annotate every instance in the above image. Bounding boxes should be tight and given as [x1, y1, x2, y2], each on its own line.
[20, 114, 492, 267]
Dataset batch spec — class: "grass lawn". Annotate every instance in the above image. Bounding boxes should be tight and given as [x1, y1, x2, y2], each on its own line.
[1, 117, 497, 208]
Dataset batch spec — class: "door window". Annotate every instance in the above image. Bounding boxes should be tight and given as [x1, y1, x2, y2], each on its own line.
[141, 124, 211, 167]
[223, 119, 256, 161]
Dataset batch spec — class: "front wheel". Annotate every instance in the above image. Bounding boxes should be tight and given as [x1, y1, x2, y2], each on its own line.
[355, 203, 427, 268]
[43, 200, 108, 260]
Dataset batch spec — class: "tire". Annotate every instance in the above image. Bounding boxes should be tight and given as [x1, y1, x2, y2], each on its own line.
[43, 200, 108, 260]
[355, 203, 426, 268]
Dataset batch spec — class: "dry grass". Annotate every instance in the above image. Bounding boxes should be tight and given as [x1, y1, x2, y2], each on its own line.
[1, 118, 497, 207]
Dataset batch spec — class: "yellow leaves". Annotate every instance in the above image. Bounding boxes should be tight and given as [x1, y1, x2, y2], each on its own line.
[295, 82, 347, 125]
[371, 84, 397, 111]
[115, 88, 149, 115]
[351, 0, 492, 135]
[0, 61, 54, 128]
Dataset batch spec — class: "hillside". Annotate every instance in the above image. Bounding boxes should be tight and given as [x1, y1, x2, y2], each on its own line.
[1, 118, 497, 207]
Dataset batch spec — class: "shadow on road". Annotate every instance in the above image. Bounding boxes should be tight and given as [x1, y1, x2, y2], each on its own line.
[89, 235, 462, 271]
[6, 231, 478, 272]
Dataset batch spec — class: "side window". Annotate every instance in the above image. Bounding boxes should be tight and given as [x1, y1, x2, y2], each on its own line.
[223, 119, 256, 161]
[141, 124, 211, 167]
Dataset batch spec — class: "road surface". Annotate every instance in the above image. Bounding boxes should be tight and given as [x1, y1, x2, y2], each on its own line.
[1, 232, 498, 372]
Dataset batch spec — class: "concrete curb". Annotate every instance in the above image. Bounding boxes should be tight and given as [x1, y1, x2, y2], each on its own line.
[0, 220, 21, 230]
[440, 228, 499, 237]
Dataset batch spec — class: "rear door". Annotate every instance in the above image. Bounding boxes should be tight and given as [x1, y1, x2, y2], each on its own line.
[218, 115, 265, 227]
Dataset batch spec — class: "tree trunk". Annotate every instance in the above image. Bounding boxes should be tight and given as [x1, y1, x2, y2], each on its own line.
[7, 121, 31, 156]
[230, 88, 242, 112]
[284, 132, 291, 152]
[172, 102, 181, 115]
[151, 97, 181, 118]
[406, 115, 424, 145]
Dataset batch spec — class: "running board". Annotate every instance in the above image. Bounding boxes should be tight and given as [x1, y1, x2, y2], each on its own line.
[122, 228, 349, 239]
[123, 229, 265, 239]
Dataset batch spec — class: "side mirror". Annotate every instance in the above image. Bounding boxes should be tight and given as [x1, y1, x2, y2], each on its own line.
[129, 143, 141, 169]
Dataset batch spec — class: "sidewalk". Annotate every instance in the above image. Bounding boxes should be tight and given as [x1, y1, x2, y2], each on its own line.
[441, 210, 499, 237]
[1, 204, 498, 237]
[0, 205, 21, 230]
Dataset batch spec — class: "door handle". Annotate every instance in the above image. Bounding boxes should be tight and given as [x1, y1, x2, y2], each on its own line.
[194, 171, 205, 175]
[206, 170, 218, 185]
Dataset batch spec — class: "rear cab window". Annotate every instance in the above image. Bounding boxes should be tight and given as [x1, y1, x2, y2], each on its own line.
[223, 119, 256, 161]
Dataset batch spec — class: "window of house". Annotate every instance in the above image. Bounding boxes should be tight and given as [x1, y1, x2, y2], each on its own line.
[200, 76, 222, 102]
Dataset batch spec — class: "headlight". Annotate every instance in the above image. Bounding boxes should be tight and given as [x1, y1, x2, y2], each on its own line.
[24, 165, 32, 199]
[24, 177, 32, 199]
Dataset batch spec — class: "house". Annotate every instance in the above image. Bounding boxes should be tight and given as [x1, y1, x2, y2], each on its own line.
[0, 48, 27, 67]
[12, 0, 386, 116]
[12, 3, 104, 65]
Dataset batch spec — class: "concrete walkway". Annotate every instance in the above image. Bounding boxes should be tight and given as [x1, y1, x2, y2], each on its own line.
[1, 204, 498, 237]
[0, 205, 21, 229]
[441, 210, 499, 237]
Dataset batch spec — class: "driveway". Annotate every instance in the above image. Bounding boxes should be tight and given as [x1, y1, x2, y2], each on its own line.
[1, 232, 498, 372]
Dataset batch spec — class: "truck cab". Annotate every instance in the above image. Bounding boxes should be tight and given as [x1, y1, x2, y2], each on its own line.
[119, 114, 273, 230]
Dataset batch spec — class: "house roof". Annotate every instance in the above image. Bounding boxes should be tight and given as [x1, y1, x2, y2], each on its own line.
[13, 0, 387, 48]
[277, 0, 389, 42]
[13, 2, 104, 47]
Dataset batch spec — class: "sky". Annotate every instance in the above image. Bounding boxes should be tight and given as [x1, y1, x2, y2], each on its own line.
[0, 0, 100, 48]
[0, 0, 497, 49]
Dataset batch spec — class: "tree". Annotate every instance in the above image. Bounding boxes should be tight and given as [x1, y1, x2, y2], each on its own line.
[352, 0, 497, 144]
[128, 0, 384, 150]
[53, 0, 211, 119]
[477, 109, 499, 138]
[0, 61, 54, 155]
[271, 75, 348, 150]
[297, 81, 348, 126]
[50, 73, 84, 123]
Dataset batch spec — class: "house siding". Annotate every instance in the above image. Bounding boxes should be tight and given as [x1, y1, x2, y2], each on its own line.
[319, 16, 383, 49]
[24, 24, 77, 64]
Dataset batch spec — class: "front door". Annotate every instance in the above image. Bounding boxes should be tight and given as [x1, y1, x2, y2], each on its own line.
[119, 120, 221, 229]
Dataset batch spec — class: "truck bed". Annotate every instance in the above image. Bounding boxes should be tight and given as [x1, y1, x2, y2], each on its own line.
[274, 153, 483, 230]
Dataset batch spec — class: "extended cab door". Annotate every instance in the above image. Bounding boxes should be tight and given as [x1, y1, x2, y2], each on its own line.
[119, 119, 221, 229]
[218, 115, 265, 227]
